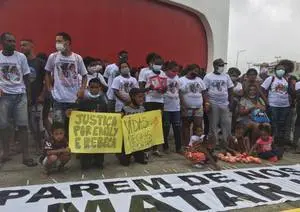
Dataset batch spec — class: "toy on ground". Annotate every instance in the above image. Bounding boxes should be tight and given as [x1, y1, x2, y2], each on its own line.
[217, 152, 262, 164]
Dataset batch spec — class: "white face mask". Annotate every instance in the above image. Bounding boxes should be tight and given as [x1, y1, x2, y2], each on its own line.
[217, 67, 225, 74]
[87, 91, 100, 99]
[88, 65, 102, 74]
[152, 65, 162, 72]
[56, 43, 65, 52]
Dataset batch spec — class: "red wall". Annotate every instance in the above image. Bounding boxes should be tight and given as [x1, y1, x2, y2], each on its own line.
[0, 0, 207, 67]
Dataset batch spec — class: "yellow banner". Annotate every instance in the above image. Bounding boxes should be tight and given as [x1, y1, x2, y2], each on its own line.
[69, 111, 123, 153]
[122, 110, 164, 154]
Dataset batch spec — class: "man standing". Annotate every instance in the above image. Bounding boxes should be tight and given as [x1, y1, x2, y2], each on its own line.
[45, 32, 87, 128]
[20, 39, 46, 151]
[104, 50, 128, 112]
[204, 58, 234, 147]
[0, 32, 37, 166]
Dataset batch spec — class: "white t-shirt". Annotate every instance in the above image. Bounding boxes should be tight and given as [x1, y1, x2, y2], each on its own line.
[189, 135, 205, 146]
[145, 70, 167, 103]
[0, 51, 30, 94]
[138, 67, 150, 82]
[87, 73, 108, 87]
[261, 76, 290, 107]
[203, 72, 234, 106]
[296, 81, 300, 91]
[104, 63, 119, 100]
[45, 52, 87, 103]
[164, 76, 180, 111]
[179, 76, 206, 109]
[233, 82, 243, 94]
[111, 75, 138, 112]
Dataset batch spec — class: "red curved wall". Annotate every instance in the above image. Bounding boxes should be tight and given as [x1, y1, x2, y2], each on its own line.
[0, 0, 207, 67]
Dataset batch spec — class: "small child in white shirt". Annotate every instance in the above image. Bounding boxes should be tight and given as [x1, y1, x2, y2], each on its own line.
[185, 128, 220, 170]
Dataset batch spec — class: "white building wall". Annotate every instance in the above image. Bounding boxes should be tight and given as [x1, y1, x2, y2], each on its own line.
[164, 0, 230, 71]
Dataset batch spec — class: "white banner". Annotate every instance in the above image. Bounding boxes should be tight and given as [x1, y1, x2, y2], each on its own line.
[0, 165, 300, 212]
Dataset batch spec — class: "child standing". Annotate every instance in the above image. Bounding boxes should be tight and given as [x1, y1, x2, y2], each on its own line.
[40, 122, 71, 175]
[249, 123, 283, 162]
[118, 88, 148, 166]
[140, 55, 167, 157]
[162, 61, 182, 153]
[76, 78, 108, 170]
[112, 61, 139, 112]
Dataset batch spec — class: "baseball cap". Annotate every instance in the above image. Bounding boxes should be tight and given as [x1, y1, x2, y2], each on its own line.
[213, 58, 227, 66]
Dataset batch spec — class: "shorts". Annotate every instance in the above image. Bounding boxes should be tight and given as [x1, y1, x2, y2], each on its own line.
[42, 156, 61, 167]
[0, 93, 28, 129]
[182, 107, 204, 118]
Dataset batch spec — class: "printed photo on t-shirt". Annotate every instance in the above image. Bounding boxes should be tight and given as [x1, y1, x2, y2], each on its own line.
[122, 81, 135, 93]
[56, 61, 78, 87]
[273, 83, 288, 94]
[0, 63, 21, 83]
[211, 80, 227, 92]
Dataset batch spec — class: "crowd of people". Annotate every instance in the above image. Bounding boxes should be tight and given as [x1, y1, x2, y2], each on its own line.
[0, 31, 299, 174]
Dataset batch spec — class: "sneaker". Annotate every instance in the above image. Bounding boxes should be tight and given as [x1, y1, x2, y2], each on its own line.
[153, 150, 163, 157]
[193, 164, 205, 169]
[144, 152, 150, 160]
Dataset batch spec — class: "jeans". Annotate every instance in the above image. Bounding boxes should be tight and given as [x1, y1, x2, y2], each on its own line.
[53, 101, 76, 124]
[53, 101, 77, 136]
[163, 111, 181, 151]
[208, 104, 232, 146]
[270, 107, 290, 146]
[0, 93, 30, 160]
[0, 93, 28, 129]
[285, 107, 297, 143]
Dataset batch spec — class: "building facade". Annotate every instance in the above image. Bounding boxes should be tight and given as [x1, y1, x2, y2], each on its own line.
[0, 0, 230, 70]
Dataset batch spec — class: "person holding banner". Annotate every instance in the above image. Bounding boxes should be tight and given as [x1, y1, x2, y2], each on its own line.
[112, 61, 139, 112]
[118, 88, 148, 166]
[68, 78, 108, 170]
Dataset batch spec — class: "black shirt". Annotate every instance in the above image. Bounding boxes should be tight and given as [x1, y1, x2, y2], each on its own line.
[28, 57, 46, 104]
[77, 94, 108, 112]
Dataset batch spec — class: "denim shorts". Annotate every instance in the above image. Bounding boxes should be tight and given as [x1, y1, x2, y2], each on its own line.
[0, 93, 28, 129]
[182, 107, 204, 118]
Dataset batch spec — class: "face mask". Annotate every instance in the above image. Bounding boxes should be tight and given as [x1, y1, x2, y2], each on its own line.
[217, 66, 225, 74]
[152, 65, 162, 73]
[120, 67, 130, 75]
[275, 69, 285, 78]
[231, 76, 238, 82]
[87, 91, 100, 99]
[56, 43, 65, 52]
